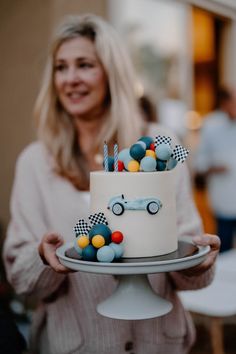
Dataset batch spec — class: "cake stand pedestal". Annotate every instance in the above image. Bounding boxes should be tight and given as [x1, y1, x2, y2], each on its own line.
[56, 237, 210, 320]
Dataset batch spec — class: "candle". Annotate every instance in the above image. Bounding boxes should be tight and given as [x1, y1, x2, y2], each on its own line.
[114, 143, 119, 172]
[103, 141, 109, 172]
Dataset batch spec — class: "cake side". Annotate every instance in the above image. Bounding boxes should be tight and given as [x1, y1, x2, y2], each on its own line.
[90, 170, 177, 257]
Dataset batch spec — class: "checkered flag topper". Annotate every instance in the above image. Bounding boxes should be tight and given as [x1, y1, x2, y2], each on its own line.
[88, 212, 108, 226]
[154, 135, 172, 148]
[172, 145, 189, 163]
[74, 219, 90, 236]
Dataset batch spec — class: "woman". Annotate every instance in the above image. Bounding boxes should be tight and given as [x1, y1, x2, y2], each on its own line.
[3, 14, 220, 354]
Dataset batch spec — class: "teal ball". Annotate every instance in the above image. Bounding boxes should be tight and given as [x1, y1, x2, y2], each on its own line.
[155, 143, 172, 161]
[82, 245, 97, 261]
[138, 136, 154, 149]
[97, 246, 115, 262]
[103, 156, 114, 171]
[89, 224, 112, 244]
[156, 160, 167, 171]
[166, 157, 178, 170]
[136, 141, 146, 150]
[130, 143, 146, 161]
[109, 242, 124, 259]
[140, 156, 156, 172]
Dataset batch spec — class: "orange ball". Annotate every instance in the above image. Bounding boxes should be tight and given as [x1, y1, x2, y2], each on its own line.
[128, 160, 140, 172]
[145, 149, 156, 159]
[92, 234, 105, 248]
[77, 235, 90, 249]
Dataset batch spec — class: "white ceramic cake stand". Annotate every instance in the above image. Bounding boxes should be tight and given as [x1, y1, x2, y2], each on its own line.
[56, 237, 210, 320]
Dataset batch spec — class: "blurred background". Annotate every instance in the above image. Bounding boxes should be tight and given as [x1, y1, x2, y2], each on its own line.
[1, 0, 236, 353]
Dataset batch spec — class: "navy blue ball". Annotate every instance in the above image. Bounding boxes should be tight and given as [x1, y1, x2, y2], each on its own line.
[156, 160, 167, 171]
[89, 224, 112, 244]
[138, 136, 154, 149]
[130, 143, 146, 161]
[82, 245, 97, 261]
[103, 156, 114, 171]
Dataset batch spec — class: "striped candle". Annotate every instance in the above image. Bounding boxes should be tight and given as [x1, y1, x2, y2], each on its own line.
[114, 143, 119, 172]
[103, 141, 109, 172]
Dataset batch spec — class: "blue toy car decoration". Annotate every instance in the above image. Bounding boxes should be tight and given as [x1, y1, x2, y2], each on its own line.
[107, 194, 162, 216]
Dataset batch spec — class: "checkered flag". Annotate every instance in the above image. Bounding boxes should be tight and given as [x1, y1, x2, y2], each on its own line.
[172, 145, 189, 163]
[74, 219, 90, 236]
[89, 212, 108, 226]
[154, 135, 172, 147]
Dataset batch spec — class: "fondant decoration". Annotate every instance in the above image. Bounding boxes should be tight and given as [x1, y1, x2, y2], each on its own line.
[154, 135, 172, 147]
[140, 156, 156, 172]
[107, 195, 162, 215]
[77, 235, 90, 249]
[118, 160, 124, 172]
[74, 220, 90, 236]
[74, 239, 83, 255]
[150, 142, 155, 151]
[136, 140, 146, 150]
[130, 143, 146, 161]
[145, 149, 156, 159]
[118, 148, 131, 164]
[111, 231, 124, 244]
[172, 145, 189, 163]
[103, 141, 109, 172]
[82, 244, 97, 261]
[91, 234, 105, 248]
[166, 157, 178, 170]
[88, 212, 108, 226]
[96, 246, 115, 263]
[88, 224, 112, 244]
[114, 143, 119, 172]
[138, 136, 154, 149]
[156, 160, 167, 171]
[155, 143, 172, 161]
[109, 242, 124, 259]
[128, 160, 140, 172]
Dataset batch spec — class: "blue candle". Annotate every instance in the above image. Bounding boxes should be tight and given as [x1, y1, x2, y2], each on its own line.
[114, 143, 119, 172]
[103, 141, 109, 172]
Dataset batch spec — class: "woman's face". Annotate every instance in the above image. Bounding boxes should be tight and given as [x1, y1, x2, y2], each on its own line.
[54, 36, 108, 119]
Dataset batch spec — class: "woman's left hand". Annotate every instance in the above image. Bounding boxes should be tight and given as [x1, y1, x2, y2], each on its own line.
[180, 234, 221, 277]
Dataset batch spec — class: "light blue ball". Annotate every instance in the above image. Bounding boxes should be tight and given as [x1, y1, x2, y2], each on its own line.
[136, 141, 146, 150]
[130, 143, 146, 161]
[118, 148, 131, 163]
[138, 136, 154, 149]
[74, 239, 83, 255]
[156, 160, 166, 171]
[109, 242, 124, 259]
[155, 143, 172, 161]
[166, 157, 178, 170]
[97, 246, 115, 263]
[140, 156, 156, 172]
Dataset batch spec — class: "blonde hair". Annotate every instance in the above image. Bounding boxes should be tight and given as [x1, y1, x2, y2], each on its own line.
[34, 14, 144, 189]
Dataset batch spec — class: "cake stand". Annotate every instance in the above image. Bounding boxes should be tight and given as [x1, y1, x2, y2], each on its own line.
[56, 237, 210, 320]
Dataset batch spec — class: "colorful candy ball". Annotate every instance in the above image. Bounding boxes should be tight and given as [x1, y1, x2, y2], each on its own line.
[155, 143, 172, 161]
[74, 239, 83, 255]
[97, 246, 115, 263]
[118, 148, 131, 163]
[130, 143, 146, 161]
[108, 156, 114, 171]
[136, 140, 146, 150]
[128, 160, 140, 172]
[140, 156, 156, 172]
[118, 160, 124, 171]
[109, 242, 124, 259]
[145, 149, 156, 159]
[150, 142, 155, 151]
[111, 231, 124, 244]
[91, 234, 105, 248]
[166, 156, 178, 170]
[82, 245, 97, 261]
[156, 159, 167, 171]
[77, 235, 90, 249]
[89, 224, 112, 244]
[138, 136, 154, 149]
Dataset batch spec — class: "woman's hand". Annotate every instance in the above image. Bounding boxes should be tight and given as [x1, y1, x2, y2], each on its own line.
[180, 234, 221, 277]
[38, 233, 72, 274]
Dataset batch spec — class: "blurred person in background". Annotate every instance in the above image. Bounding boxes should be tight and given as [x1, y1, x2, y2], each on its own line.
[195, 87, 236, 252]
[3, 14, 219, 354]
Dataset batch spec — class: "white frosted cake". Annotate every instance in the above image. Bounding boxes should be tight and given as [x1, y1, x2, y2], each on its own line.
[90, 169, 177, 258]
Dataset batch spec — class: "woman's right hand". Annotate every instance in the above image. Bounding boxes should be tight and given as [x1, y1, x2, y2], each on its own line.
[38, 233, 72, 273]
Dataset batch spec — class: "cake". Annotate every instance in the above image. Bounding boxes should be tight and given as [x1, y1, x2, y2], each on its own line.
[90, 170, 177, 257]
[70, 135, 189, 262]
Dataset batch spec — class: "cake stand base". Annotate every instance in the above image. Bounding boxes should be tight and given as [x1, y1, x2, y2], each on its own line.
[97, 274, 172, 320]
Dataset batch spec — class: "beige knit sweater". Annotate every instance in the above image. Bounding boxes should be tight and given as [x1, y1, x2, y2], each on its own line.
[3, 124, 214, 354]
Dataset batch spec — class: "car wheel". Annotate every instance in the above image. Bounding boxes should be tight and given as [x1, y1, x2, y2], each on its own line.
[147, 201, 159, 214]
[112, 203, 124, 216]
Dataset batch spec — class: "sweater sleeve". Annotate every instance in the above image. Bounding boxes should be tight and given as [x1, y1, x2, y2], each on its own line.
[3, 146, 66, 299]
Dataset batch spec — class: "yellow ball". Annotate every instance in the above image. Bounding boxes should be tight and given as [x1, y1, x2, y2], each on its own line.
[128, 160, 140, 172]
[92, 234, 105, 248]
[145, 149, 156, 159]
[77, 235, 90, 249]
